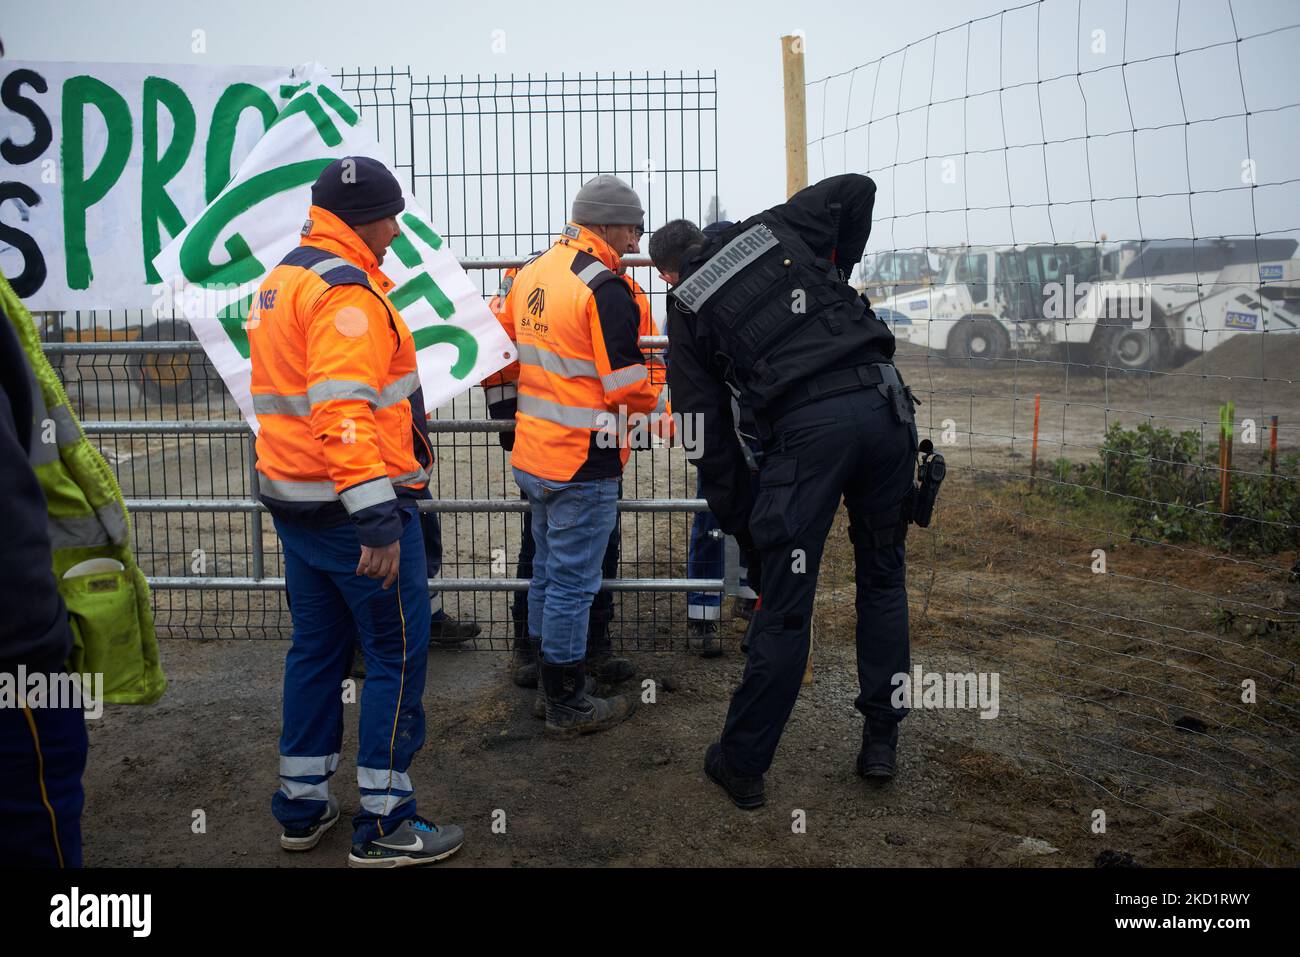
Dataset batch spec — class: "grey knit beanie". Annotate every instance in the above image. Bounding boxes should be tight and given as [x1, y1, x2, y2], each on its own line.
[571, 175, 644, 227]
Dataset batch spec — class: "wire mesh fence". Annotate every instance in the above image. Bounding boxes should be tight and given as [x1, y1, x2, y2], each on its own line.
[39, 67, 722, 648]
[805, 0, 1299, 863]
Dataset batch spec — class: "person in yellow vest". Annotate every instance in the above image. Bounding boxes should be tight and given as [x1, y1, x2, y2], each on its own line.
[0, 272, 166, 867]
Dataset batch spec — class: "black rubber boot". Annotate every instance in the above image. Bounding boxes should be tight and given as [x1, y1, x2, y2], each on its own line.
[584, 634, 635, 682]
[857, 720, 900, 782]
[703, 742, 765, 809]
[532, 666, 596, 719]
[511, 636, 539, 689]
[541, 661, 637, 737]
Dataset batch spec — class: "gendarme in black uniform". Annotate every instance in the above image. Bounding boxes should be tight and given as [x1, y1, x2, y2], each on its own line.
[665, 173, 918, 799]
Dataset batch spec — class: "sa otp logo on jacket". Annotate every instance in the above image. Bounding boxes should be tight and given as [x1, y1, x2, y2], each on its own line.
[527, 287, 546, 318]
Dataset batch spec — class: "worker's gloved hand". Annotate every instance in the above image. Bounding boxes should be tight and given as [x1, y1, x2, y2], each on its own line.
[487, 398, 517, 451]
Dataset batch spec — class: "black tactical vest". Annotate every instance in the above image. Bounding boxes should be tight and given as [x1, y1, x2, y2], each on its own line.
[671, 213, 895, 411]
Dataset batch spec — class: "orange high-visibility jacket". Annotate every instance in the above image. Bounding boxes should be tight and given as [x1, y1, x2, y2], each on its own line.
[489, 225, 667, 479]
[249, 205, 432, 546]
[482, 263, 673, 443]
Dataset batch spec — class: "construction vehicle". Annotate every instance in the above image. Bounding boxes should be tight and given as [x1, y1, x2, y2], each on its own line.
[873, 238, 1300, 369]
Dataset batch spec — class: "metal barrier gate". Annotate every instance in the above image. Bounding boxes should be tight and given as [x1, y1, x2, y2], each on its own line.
[36, 69, 727, 646]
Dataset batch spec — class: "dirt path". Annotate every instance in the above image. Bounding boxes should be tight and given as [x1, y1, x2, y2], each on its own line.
[83, 636, 1109, 869]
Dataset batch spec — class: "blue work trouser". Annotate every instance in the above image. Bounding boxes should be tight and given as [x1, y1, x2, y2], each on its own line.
[0, 693, 86, 867]
[512, 468, 620, 665]
[720, 387, 915, 777]
[273, 507, 431, 844]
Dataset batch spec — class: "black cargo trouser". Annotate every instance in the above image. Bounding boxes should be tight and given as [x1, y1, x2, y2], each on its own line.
[720, 385, 916, 777]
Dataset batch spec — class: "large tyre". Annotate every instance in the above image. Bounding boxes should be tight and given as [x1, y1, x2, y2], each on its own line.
[1095, 312, 1170, 372]
[946, 317, 1011, 364]
[129, 318, 217, 405]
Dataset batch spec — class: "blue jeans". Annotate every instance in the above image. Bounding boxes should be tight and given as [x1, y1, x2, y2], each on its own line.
[274, 507, 431, 844]
[512, 467, 620, 665]
[512, 489, 620, 638]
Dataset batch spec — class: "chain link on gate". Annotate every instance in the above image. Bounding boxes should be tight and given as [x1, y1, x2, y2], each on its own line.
[37, 68, 726, 647]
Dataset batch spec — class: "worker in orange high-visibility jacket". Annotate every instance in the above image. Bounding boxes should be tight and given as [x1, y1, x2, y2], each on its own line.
[249, 156, 463, 868]
[483, 236, 671, 693]
[505, 174, 664, 736]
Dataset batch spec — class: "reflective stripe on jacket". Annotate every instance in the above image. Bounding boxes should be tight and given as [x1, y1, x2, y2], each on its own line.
[250, 206, 432, 546]
[1, 272, 166, 705]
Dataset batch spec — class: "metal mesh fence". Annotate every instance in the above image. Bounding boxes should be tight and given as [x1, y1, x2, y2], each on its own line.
[40, 67, 722, 648]
[805, 0, 1299, 863]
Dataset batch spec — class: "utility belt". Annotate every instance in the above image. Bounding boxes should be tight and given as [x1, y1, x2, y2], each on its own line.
[761, 361, 918, 433]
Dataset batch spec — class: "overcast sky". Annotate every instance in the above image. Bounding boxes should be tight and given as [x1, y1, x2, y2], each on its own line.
[5, 0, 1297, 258]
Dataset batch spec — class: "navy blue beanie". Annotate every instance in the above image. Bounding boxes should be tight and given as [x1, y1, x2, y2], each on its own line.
[702, 219, 734, 238]
[311, 156, 406, 226]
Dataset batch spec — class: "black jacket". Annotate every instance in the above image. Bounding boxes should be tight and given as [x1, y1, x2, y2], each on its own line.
[666, 173, 878, 539]
[0, 300, 73, 673]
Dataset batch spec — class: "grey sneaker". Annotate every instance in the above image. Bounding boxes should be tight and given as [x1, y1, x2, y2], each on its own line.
[280, 795, 340, 851]
[347, 815, 465, 868]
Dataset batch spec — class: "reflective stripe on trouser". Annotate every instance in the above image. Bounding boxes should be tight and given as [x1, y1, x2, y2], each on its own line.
[512, 467, 620, 664]
[271, 508, 430, 841]
[358, 767, 414, 817]
[278, 752, 340, 803]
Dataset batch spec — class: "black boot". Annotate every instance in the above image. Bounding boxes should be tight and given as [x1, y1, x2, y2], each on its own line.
[688, 620, 723, 658]
[703, 742, 765, 809]
[511, 636, 540, 689]
[540, 661, 637, 737]
[430, 613, 482, 645]
[857, 720, 900, 782]
[585, 634, 635, 682]
[532, 663, 596, 719]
